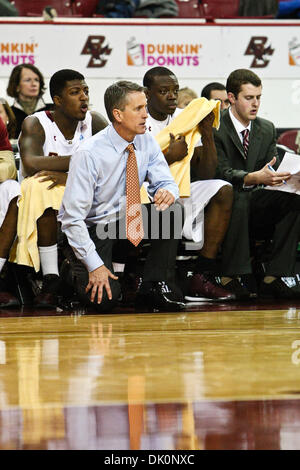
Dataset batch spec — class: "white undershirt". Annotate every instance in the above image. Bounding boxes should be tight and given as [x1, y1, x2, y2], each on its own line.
[229, 107, 251, 143]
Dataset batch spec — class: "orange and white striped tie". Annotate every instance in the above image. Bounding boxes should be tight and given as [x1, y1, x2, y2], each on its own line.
[126, 144, 144, 246]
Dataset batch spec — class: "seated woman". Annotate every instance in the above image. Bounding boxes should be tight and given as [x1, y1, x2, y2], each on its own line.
[6, 64, 52, 138]
[0, 97, 18, 151]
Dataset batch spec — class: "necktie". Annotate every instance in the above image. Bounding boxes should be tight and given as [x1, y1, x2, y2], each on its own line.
[242, 128, 250, 156]
[126, 144, 144, 246]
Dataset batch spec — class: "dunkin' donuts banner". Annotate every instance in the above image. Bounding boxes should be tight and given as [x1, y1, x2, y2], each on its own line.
[1, 22, 300, 79]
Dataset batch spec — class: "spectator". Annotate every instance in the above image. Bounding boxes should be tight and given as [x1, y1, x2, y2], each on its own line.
[6, 64, 52, 137]
[96, 0, 139, 17]
[277, 1, 300, 18]
[134, 0, 178, 18]
[201, 82, 230, 111]
[214, 68, 300, 300]
[0, 98, 17, 140]
[177, 87, 198, 109]
[238, 0, 279, 17]
[0, 0, 18, 16]
[96, 0, 178, 18]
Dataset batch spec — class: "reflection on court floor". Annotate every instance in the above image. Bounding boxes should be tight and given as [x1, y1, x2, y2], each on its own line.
[0, 305, 300, 449]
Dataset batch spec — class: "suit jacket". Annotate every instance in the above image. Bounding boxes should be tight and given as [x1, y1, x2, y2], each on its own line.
[213, 108, 298, 277]
[214, 108, 278, 191]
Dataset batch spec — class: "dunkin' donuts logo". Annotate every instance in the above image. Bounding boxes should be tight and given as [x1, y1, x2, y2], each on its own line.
[289, 37, 300, 66]
[127, 37, 202, 67]
[0, 42, 38, 65]
[244, 36, 274, 68]
[81, 35, 112, 68]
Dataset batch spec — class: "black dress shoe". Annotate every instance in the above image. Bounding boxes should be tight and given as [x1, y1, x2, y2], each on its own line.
[135, 281, 185, 312]
[259, 277, 300, 299]
[117, 273, 142, 307]
[34, 274, 61, 309]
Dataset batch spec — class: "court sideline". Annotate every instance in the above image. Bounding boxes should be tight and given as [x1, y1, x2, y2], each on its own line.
[0, 300, 300, 449]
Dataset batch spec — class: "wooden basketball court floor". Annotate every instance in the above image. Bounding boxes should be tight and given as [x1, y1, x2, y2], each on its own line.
[1, 299, 300, 450]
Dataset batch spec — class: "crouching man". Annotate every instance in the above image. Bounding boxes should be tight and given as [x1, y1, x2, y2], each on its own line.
[58, 81, 185, 312]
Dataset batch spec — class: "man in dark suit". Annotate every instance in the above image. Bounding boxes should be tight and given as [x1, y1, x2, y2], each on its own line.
[214, 68, 300, 299]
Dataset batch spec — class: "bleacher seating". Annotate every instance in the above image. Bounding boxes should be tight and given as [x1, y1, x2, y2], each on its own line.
[8, 0, 279, 19]
[10, 0, 73, 16]
[199, 0, 240, 18]
[10, 0, 240, 19]
[175, 0, 202, 18]
[73, 0, 99, 17]
[277, 129, 300, 154]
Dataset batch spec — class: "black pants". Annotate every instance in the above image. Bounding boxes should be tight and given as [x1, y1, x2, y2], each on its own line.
[61, 202, 183, 312]
[221, 188, 300, 276]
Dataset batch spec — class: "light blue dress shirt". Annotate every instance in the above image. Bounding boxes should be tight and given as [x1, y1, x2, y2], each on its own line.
[58, 123, 179, 272]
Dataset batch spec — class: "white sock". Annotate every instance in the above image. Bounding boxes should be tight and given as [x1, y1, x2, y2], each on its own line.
[38, 244, 59, 277]
[0, 258, 6, 273]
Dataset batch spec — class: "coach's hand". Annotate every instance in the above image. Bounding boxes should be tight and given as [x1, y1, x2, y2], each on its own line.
[85, 265, 118, 304]
[153, 188, 175, 211]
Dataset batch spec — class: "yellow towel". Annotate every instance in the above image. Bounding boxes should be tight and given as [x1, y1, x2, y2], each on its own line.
[141, 97, 220, 203]
[9, 176, 65, 272]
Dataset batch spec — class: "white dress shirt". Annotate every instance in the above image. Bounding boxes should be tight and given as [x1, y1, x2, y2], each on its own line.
[229, 107, 252, 143]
